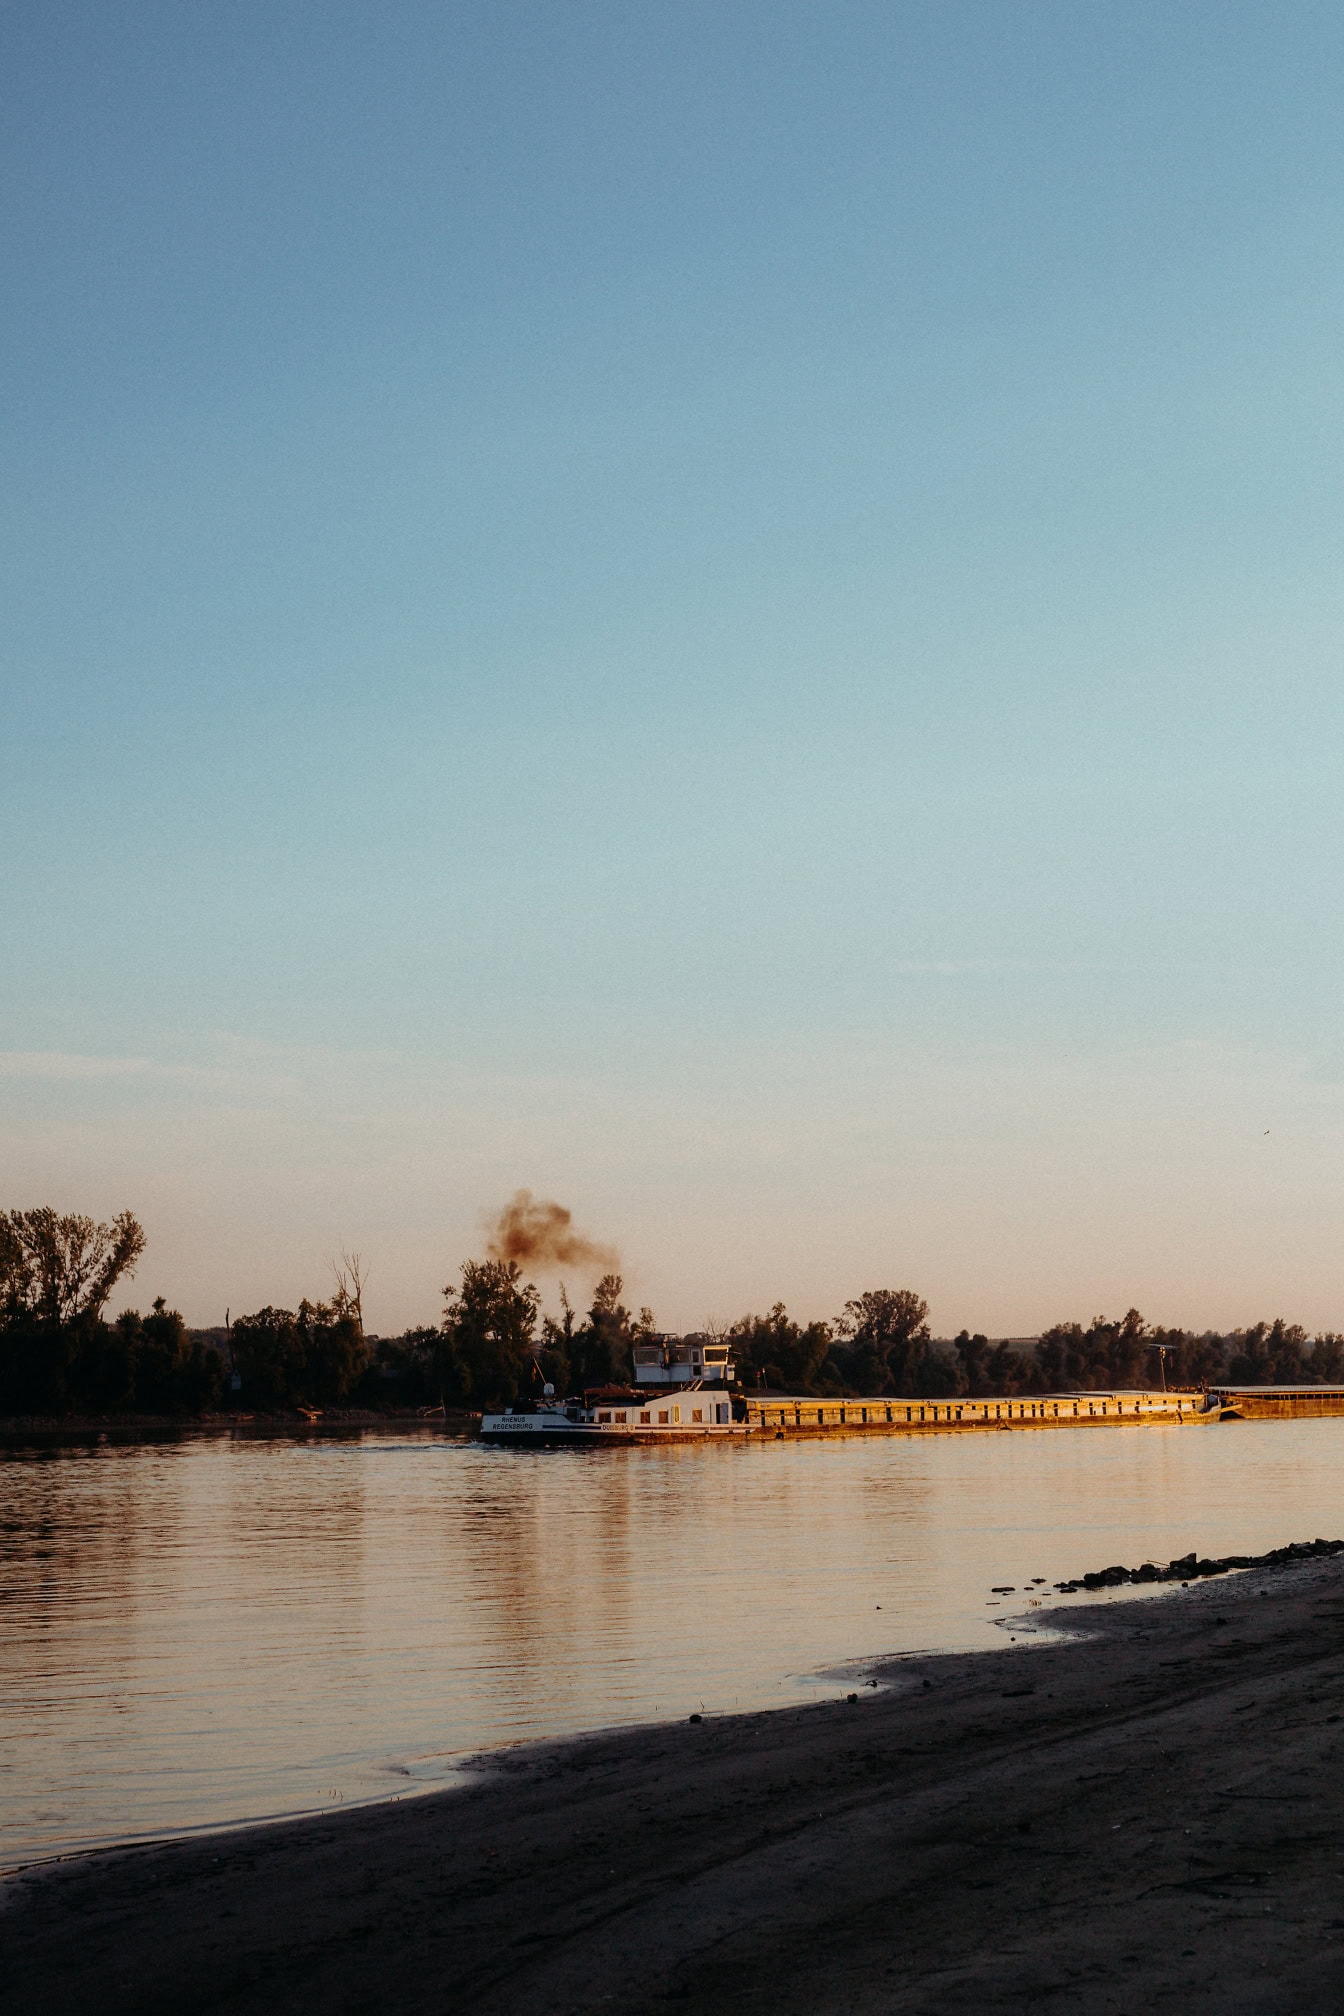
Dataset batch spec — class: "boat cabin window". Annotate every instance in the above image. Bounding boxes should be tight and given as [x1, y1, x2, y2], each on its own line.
[658, 1410, 669, 1425]
[640, 1411, 651, 1424]
[692, 1408, 703, 1423]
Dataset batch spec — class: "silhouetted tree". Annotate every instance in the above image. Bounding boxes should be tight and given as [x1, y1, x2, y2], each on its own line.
[1313, 1333, 1344, 1381]
[442, 1259, 540, 1405]
[331, 1248, 369, 1337]
[0, 1206, 148, 1411]
[230, 1306, 304, 1407]
[835, 1289, 931, 1396]
[0, 1207, 145, 1325]
[115, 1299, 223, 1411]
[567, 1274, 653, 1390]
[537, 1285, 576, 1397]
[229, 1298, 365, 1408]
[954, 1331, 991, 1395]
[730, 1304, 833, 1392]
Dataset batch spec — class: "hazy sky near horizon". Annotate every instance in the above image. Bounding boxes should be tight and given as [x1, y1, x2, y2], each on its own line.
[5, 2, 1344, 1336]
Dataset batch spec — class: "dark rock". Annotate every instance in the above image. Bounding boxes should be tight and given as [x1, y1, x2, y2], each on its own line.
[1083, 1566, 1131, 1589]
[1054, 1539, 1344, 1597]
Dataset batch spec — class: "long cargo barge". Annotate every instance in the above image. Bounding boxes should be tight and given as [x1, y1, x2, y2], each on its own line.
[745, 1387, 1201, 1435]
[478, 1335, 1344, 1445]
[479, 1384, 1208, 1444]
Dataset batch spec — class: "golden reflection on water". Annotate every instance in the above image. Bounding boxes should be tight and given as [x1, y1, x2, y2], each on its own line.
[3, 1417, 1344, 1863]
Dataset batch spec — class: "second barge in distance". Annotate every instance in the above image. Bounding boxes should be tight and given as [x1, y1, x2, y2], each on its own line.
[1204, 1383, 1344, 1420]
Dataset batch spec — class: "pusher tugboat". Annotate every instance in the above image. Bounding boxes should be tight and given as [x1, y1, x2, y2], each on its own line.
[478, 1336, 743, 1443]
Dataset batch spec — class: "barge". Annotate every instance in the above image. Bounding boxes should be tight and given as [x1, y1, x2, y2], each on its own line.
[480, 1349, 1344, 1447]
[744, 1387, 1202, 1435]
[479, 1345, 1212, 1444]
[1206, 1384, 1344, 1421]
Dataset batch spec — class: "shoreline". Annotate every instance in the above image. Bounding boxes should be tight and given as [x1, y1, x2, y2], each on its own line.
[8, 1555, 1344, 2012]
[0, 1409, 479, 1438]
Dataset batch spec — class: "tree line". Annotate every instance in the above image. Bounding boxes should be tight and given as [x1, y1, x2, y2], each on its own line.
[4, 1206, 1344, 1416]
[717, 1298, 1344, 1398]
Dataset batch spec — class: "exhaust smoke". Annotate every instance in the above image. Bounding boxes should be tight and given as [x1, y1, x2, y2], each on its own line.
[484, 1190, 618, 1275]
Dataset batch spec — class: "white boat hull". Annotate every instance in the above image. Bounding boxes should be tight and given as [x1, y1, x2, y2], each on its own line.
[479, 1397, 738, 1443]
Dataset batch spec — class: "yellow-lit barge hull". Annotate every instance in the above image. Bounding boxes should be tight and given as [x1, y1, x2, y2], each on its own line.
[744, 1389, 1207, 1435]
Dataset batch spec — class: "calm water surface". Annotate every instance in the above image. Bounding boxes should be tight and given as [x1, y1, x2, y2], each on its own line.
[3, 1419, 1343, 1865]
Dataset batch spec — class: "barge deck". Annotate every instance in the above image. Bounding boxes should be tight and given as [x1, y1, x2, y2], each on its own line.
[745, 1388, 1202, 1435]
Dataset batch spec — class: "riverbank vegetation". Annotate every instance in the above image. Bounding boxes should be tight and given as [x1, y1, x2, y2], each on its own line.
[4, 1205, 1344, 1417]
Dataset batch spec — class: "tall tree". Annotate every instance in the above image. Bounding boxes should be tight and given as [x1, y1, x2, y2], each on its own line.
[331, 1248, 369, 1336]
[442, 1259, 540, 1405]
[0, 1208, 145, 1324]
[954, 1330, 991, 1396]
[0, 1207, 149, 1412]
[537, 1284, 576, 1397]
[835, 1288, 930, 1395]
[230, 1298, 367, 1407]
[296, 1298, 368, 1402]
[116, 1298, 223, 1412]
[729, 1304, 832, 1392]
[230, 1306, 305, 1408]
[568, 1273, 653, 1390]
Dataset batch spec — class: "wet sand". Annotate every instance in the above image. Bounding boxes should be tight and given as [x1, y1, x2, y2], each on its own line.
[6, 1558, 1344, 2014]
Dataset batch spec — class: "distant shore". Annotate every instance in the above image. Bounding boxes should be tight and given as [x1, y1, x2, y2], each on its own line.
[7, 1551, 1344, 2013]
[0, 1408, 480, 1437]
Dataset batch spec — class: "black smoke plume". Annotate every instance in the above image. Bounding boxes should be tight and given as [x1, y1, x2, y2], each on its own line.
[484, 1190, 618, 1275]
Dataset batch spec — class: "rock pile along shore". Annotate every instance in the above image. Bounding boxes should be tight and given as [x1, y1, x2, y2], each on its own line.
[1053, 1533, 1344, 1592]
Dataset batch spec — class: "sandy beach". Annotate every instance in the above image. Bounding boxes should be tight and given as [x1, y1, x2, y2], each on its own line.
[6, 1554, 1344, 2014]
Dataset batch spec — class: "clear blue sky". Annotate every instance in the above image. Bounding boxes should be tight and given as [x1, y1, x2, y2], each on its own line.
[4, 2, 1344, 1335]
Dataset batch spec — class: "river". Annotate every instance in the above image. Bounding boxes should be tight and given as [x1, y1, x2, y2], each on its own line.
[3, 1416, 1343, 1866]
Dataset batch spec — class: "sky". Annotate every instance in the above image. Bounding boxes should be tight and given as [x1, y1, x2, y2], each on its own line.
[4, 1, 1344, 1338]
